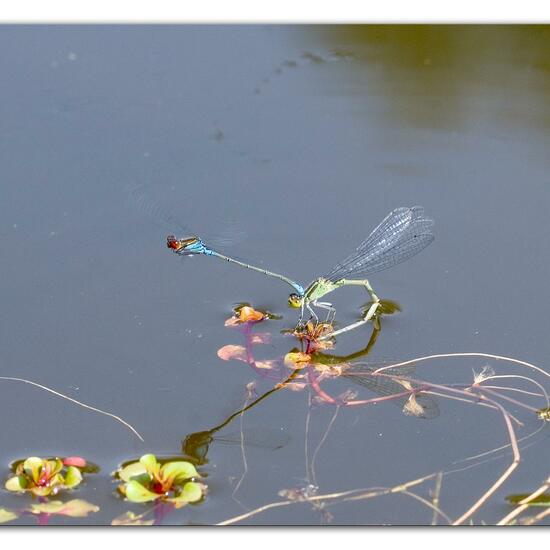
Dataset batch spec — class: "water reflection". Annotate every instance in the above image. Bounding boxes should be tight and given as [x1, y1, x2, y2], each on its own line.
[183, 303, 421, 465]
[193, 297, 550, 525]
[314, 25, 550, 131]
[182, 375, 298, 465]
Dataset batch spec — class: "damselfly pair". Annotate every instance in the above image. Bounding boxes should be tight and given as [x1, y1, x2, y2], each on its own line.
[167, 206, 434, 339]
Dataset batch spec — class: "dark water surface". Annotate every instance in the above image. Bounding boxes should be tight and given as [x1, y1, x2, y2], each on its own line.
[1, 25, 550, 525]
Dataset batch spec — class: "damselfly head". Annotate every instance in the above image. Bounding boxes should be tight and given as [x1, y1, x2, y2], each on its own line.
[166, 235, 201, 255]
[288, 293, 303, 309]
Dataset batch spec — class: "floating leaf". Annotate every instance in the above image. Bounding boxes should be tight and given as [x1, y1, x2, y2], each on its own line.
[118, 461, 147, 482]
[168, 482, 204, 508]
[0, 509, 18, 523]
[139, 454, 160, 477]
[160, 461, 199, 484]
[180, 481, 204, 503]
[32, 485, 57, 497]
[238, 306, 266, 323]
[64, 466, 83, 489]
[51, 459, 64, 475]
[5, 475, 27, 492]
[63, 457, 87, 468]
[22, 457, 43, 483]
[7, 456, 90, 497]
[227, 304, 277, 325]
[117, 455, 206, 507]
[124, 480, 161, 503]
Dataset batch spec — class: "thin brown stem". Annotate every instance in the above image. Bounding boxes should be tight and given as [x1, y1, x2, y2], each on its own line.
[452, 398, 520, 525]
[0, 376, 144, 441]
[373, 353, 550, 380]
[520, 507, 550, 526]
[310, 405, 340, 487]
[216, 472, 439, 525]
[431, 472, 444, 526]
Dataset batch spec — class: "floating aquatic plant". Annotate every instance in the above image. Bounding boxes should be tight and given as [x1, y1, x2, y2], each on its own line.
[225, 303, 279, 326]
[116, 454, 205, 508]
[293, 321, 335, 350]
[5, 456, 88, 497]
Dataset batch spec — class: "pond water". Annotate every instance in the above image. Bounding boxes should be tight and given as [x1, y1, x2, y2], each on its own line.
[1, 25, 550, 525]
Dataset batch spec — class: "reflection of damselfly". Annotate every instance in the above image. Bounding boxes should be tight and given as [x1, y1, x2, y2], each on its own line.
[182, 427, 291, 465]
[168, 206, 434, 338]
[339, 362, 440, 420]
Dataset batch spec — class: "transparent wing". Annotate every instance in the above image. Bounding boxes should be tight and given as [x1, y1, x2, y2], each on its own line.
[129, 184, 191, 236]
[341, 363, 440, 420]
[326, 206, 434, 282]
[128, 184, 245, 248]
[213, 427, 291, 450]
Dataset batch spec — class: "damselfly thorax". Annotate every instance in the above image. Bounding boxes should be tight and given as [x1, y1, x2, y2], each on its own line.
[304, 278, 343, 302]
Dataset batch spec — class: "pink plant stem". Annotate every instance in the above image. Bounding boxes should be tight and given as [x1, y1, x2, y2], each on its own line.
[37, 496, 50, 526]
[242, 323, 257, 367]
[308, 366, 523, 524]
[37, 513, 50, 526]
[241, 322, 281, 379]
[307, 368, 416, 408]
[479, 386, 541, 413]
[153, 501, 174, 525]
[343, 391, 417, 407]
[307, 369, 339, 404]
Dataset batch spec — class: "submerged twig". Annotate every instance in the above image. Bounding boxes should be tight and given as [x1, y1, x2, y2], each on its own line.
[310, 405, 340, 489]
[450, 422, 546, 469]
[400, 489, 452, 525]
[216, 472, 440, 525]
[518, 507, 550, 526]
[312, 365, 531, 525]
[304, 393, 313, 485]
[0, 376, 144, 442]
[452, 397, 520, 525]
[431, 472, 444, 526]
[231, 385, 256, 508]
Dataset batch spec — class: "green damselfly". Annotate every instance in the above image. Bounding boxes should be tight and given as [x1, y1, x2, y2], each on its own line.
[168, 206, 434, 338]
